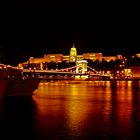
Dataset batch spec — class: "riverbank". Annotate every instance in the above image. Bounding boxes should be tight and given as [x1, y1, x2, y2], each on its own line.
[107, 78, 140, 81]
[39, 77, 140, 82]
[86, 78, 140, 81]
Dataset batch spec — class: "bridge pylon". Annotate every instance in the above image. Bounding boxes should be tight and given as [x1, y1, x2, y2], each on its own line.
[76, 60, 88, 74]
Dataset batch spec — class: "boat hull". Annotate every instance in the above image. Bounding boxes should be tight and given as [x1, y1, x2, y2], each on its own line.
[0, 78, 40, 97]
[0, 79, 9, 97]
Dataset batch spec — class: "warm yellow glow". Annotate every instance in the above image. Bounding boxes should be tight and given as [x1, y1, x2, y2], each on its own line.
[114, 81, 133, 129]
[66, 83, 93, 133]
[75, 75, 81, 79]
[70, 45, 77, 62]
[40, 63, 43, 70]
[32, 80, 137, 137]
[76, 60, 87, 74]
[124, 69, 132, 77]
[107, 71, 110, 74]
[76, 60, 87, 63]
[81, 75, 88, 79]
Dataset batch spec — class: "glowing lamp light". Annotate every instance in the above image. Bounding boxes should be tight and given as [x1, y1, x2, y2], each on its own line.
[117, 71, 119, 73]
[107, 71, 110, 74]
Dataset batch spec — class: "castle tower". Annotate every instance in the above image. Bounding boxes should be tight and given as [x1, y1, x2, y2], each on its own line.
[69, 44, 77, 62]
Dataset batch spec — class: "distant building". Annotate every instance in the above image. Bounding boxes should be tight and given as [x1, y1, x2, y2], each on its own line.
[77, 55, 83, 61]
[83, 53, 103, 62]
[116, 55, 123, 60]
[29, 57, 47, 63]
[103, 56, 116, 62]
[45, 54, 63, 62]
[63, 55, 70, 62]
[136, 53, 140, 58]
[69, 45, 77, 62]
[22, 44, 124, 65]
[130, 66, 140, 77]
[28, 54, 63, 63]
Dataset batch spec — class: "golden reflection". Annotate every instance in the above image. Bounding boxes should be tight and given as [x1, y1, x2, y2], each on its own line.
[104, 81, 112, 100]
[116, 81, 132, 102]
[106, 81, 111, 87]
[66, 84, 87, 132]
[33, 82, 64, 117]
[111, 81, 133, 132]
[32, 80, 138, 136]
[66, 81, 113, 132]
[101, 81, 112, 120]
[128, 81, 132, 87]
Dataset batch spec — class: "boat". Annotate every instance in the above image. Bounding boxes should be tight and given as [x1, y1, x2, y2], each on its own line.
[0, 63, 40, 97]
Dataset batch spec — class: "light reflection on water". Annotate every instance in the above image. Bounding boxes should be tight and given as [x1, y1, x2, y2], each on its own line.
[32, 80, 140, 139]
[0, 80, 140, 139]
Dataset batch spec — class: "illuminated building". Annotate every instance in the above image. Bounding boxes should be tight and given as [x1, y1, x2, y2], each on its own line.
[63, 55, 70, 62]
[124, 69, 132, 77]
[45, 54, 63, 62]
[77, 55, 83, 60]
[83, 53, 103, 62]
[103, 56, 116, 62]
[130, 66, 140, 78]
[29, 57, 47, 63]
[136, 53, 140, 57]
[117, 55, 123, 60]
[21, 44, 125, 65]
[28, 54, 63, 63]
[69, 45, 77, 62]
[103, 55, 123, 62]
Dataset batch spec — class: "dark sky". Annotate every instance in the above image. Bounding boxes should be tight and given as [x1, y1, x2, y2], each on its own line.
[0, 1, 139, 65]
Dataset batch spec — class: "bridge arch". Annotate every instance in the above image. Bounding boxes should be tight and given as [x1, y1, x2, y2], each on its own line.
[76, 60, 88, 74]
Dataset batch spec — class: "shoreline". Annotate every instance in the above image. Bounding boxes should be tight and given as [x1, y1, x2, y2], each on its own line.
[86, 78, 140, 81]
[40, 78, 140, 82]
[105, 78, 140, 81]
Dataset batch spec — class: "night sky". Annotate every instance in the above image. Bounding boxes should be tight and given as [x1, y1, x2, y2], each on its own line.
[0, 1, 139, 66]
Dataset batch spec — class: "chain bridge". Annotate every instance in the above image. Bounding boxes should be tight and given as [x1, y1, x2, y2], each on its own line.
[22, 60, 111, 80]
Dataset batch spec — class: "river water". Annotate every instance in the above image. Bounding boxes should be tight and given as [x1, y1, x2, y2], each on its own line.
[0, 80, 140, 140]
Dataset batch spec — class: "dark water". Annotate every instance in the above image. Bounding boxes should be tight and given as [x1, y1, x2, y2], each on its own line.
[0, 80, 140, 140]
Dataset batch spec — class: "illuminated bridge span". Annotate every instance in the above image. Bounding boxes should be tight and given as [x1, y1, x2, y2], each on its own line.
[22, 64, 111, 80]
[0, 63, 110, 80]
[22, 66, 107, 75]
